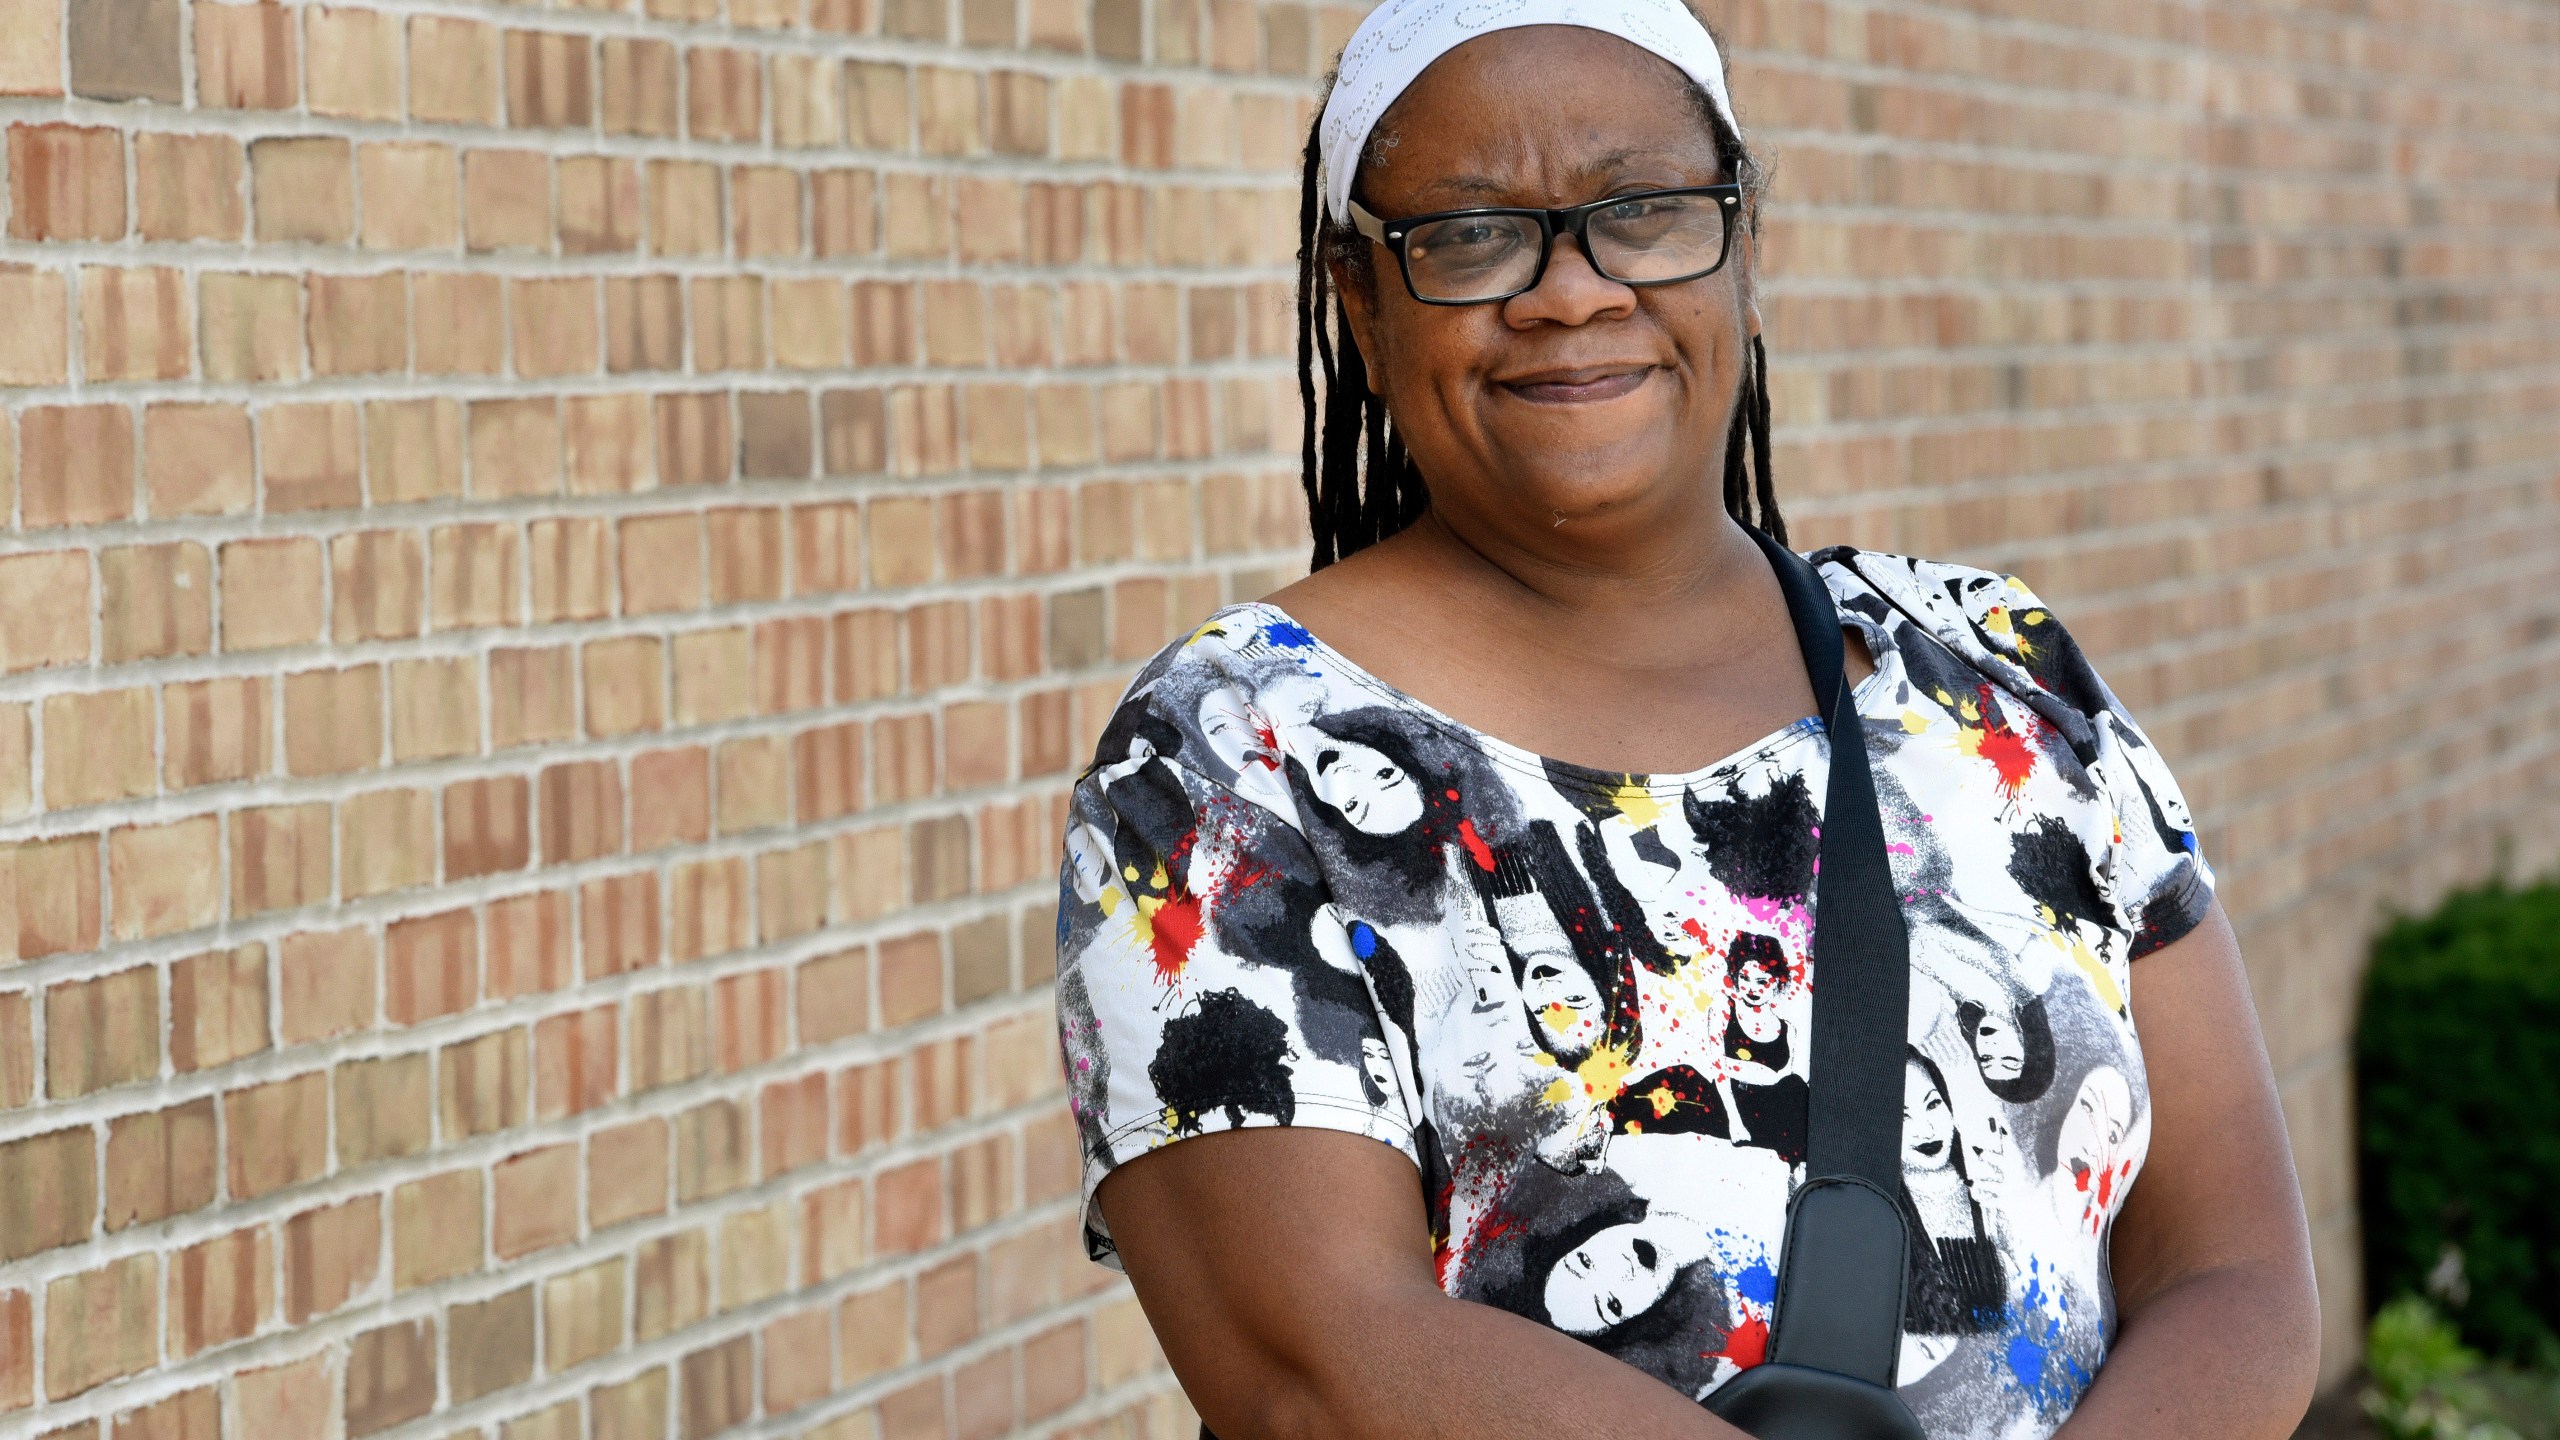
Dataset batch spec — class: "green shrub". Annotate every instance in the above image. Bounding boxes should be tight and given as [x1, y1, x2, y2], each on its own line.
[2357, 878, 2560, 1364]
[2362, 1298, 2560, 1440]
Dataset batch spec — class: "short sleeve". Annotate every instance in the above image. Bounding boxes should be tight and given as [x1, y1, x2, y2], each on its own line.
[1054, 749, 1422, 1269]
[1976, 573, 2218, 959]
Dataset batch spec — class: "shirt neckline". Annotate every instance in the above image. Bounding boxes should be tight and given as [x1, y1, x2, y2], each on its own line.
[1226, 589, 1896, 796]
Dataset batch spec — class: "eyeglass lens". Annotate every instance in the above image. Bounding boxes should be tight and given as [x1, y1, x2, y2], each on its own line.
[1400, 193, 1731, 302]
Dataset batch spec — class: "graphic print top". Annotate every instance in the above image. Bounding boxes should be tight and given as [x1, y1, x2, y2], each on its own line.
[1053, 547, 2216, 1440]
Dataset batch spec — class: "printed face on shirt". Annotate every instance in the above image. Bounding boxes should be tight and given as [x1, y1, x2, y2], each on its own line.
[1310, 737, 1425, 834]
[1905, 1060, 1956, 1172]
[1545, 1222, 1674, 1335]
[1969, 1008, 2026, 1082]
[1064, 822, 1114, 904]
[1197, 691, 1267, 774]
[1359, 1036, 1398, 1103]
[1520, 950, 1603, 1056]
[1734, 955, 1782, 1009]
[2057, 1065, 2133, 1188]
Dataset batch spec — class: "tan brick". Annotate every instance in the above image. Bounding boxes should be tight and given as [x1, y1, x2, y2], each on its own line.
[512, 277, 600, 377]
[647, 158, 723, 257]
[414, 272, 505, 373]
[801, 1175, 865, 1282]
[99, 543, 211, 663]
[409, 15, 499, 124]
[339, 787, 434, 902]
[110, 818, 222, 940]
[389, 657, 476, 761]
[232, 1356, 334, 1440]
[491, 646, 577, 751]
[282, 1194, 379, 1323]
[492, 1143, 577, 1259]
[840, 1281, 908, 1383]
[385, 906, 478, 1021]
[679, 1335, 754, 1440]
[504, 29, 591, 128]
[21, 403, 135, 526]
[345, 1319, 436, 1437]
[628, 1228, 706, 1344]
[589, 1117, 668, 1230]
[80, 266, 191, 381]
[103, 1099, 214, 1232]
[224, 1071, 325, 1198]
[68, 0, 180, 98]
[448, 1286, 535, 1404]
[674, 1098, 751, 1204]
[535, 1005, 617, 1122]
[673, 629, 755, 728]
[251, 137, 351, 243]
[260, 401, 363, 511]
[305, 273, 406, 375]
[198, 273, 301, 382]
[487, 890, 571, 999]
[303, 5, 399, 118]
[391, 1170, 481, 1289]
[229, 802, 329, 917]
[560, 154, 641, 254]
[0, 1128, 96, 1259]
[43, 687, 155, 810]
[45, 1256, 157, 1399]
[440, 1027, 526, 1141]
[430, 521, 522, 625]
[762, 1306, 835, 1414]
[471, 397, 566, 497]
[464, 148, 550, 252]
[542, 1257, 625, 1372]
[8, 125, 123, 241]
[278, 928, 374, 1044]
[358, 142, 458, 250]
[196, 3, 297, 109]
[564, 394, 655, 492]
[45, 966, 157, 1099]
[166, 677, 269, 789]
[716, 735, 787, 835]
[0, 0, 63, 95]
[590, 1369, 668, 1440]
[602, 38, 679, 136]
[167, 1222, 270, 1352]
[334, 1052, 430, 1167]
[0, 266, 70, 383]
[282, 665, 383, 777]
[655, 390, 733, 485]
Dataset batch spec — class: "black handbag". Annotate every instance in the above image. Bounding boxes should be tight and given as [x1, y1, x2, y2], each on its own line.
[1697, 530, 1925, 1439]
[1196, 533, 1921, 1440]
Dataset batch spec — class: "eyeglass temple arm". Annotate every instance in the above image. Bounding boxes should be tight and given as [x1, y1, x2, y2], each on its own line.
[1346, 200, 1397, 245]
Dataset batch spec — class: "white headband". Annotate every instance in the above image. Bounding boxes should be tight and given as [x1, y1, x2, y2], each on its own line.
[1317, 0, 1742, 225]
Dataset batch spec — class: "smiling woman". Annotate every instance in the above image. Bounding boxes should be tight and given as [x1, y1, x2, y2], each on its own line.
[1050, 5, 2321, 1440]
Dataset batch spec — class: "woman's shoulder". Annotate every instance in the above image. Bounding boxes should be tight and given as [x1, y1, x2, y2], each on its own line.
[1074, 601, 1355, 797]
[1812, 545, 2131, 761]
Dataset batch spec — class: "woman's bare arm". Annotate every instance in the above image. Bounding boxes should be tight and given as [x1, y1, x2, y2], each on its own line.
[1097, 1126, 1753, 1440]
[2057, 900, 2322, 1437]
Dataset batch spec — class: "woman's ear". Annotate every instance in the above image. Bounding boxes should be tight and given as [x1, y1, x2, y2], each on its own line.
[1330, 256, 1384, 370]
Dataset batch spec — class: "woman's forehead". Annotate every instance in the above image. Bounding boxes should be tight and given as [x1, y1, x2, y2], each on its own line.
[1363, 28, 1720, 200]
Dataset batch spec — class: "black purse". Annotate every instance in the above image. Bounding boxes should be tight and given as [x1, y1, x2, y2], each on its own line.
[1196, 533, 1922, 1440]
[1697, 530, 1924, 1439]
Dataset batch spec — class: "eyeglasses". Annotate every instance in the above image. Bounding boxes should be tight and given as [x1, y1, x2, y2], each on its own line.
[1347, 184, 1744, 306]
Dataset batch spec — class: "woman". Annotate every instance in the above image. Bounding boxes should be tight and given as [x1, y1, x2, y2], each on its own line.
[1052, 2, 2318, 1436]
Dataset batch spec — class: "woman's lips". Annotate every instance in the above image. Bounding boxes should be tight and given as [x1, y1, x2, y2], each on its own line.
[1496, 365, 1656, 403]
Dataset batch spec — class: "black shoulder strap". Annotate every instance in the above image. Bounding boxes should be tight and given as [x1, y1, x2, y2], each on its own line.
[1747, 530, 1915, 1390]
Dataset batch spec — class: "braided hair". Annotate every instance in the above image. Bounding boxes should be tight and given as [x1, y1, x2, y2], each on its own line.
[1294, 51, 1785, 572]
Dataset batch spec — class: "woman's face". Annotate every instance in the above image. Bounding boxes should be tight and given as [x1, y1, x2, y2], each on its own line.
[1519, 947, 1602, 1056]
[1545, 1221, 1676, 1334]
[1903, 1060, 1956, 1172]
[1333, 28, 1755, 543]
[1310, 737, 1424, 833]
[1197, 689, 1271, 775]
[1733, 957, 1781, 1009]
[2057, 1065, 2133, 1186]
[1970, 1009, 2026, 1082]
[1063, 822, 1114, 904]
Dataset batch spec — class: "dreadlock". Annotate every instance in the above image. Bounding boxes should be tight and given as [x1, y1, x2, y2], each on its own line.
[1296, 56, 1786, 571]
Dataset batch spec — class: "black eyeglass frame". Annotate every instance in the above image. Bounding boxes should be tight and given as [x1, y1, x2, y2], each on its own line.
[1346, 183, 1746, 306]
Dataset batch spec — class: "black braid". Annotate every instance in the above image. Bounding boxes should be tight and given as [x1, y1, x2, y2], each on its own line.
[1297, 49, 1787, 570]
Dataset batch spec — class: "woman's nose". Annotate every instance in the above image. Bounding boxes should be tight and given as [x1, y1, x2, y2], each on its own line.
[1504, 233, 1638, 326]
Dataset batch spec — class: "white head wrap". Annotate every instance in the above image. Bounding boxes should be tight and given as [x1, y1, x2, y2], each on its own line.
[1317, 0, 1741, 224]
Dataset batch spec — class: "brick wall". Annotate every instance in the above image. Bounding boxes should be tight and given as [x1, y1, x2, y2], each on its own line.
[0, 0, 2551, 1434]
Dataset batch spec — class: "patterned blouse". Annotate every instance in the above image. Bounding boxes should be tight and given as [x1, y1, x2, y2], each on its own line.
[1052, 546, 2216, 1439]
